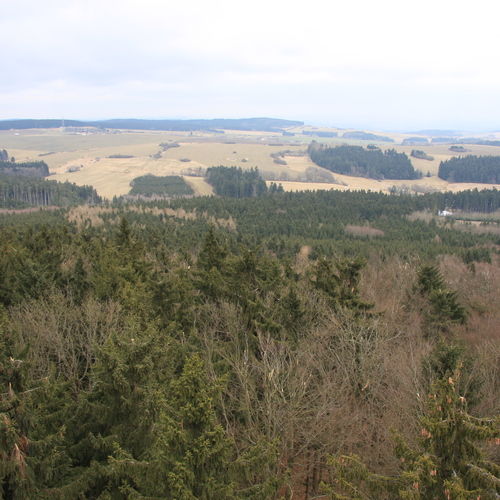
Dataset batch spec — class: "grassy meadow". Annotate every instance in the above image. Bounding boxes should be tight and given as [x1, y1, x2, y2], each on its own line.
[1, 128, 500, 198]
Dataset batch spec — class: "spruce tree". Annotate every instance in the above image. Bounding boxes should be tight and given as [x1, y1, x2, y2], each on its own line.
[416, 265, 467, 335]
[128, 354, 234, 499]
[0, 307, 68, 499]
[323, 367, 500, 499]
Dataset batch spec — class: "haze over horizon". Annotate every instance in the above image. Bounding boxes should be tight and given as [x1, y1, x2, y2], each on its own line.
[2, 0, 500, 132]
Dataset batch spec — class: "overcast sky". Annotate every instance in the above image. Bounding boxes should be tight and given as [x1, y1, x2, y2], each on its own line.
[1, 0, 500, 130]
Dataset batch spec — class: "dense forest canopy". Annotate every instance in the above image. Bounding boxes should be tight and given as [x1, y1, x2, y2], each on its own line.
[129, 174, 194, 197]
[0, 184, 498, 498]
[438, 155, 500, 183]
[205, 166, 271, 197]
[308, 142, 422, 180]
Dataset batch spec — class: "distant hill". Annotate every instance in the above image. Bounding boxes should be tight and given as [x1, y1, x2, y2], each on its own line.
[432, 137, 500, 146]
[410, 129, 462, 137]
[0, 117, 303, 132]
[342, 131, 394, 142]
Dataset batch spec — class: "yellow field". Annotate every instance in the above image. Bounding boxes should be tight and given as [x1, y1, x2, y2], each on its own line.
[2, 128, 500, 198]
[274, 174, 500, 194]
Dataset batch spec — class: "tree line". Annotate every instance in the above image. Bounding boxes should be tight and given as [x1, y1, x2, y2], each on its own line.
[0, 174, 100, 208]
[0, 159, 49, 178]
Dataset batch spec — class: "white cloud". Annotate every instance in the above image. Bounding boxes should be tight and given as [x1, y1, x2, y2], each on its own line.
[1, 0, 500, 128]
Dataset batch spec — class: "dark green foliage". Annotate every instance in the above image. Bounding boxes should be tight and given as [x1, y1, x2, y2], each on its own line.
[132, 354, 234, 499]
[308, 143, 421, 180]
[198, 227, 227, 271]
[423, 342, 483, 409]
[312, 257, 373, 312]
[206, 166, 268, 197]
[55, 318, 181, 498]
[438, 155, 500, 183]
[129, 174, 194, 197]
[416, 265, 467, 333]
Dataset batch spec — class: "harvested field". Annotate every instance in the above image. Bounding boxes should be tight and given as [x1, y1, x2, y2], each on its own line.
[2, 128, 500, 198]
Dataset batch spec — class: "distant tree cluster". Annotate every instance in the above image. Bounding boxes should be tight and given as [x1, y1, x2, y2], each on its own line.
[0, 174, 100, 207]
[411, 149, 434, 161]
[129, 175, 194, 197]
[308, 143, 422, 180]
[438, 155, 500, 183]
[401, 136, 429, 145]
[449, 145, 468, 153]
[0, 159, 49, 178]
[159, 142, 180, 151]
[206, 166, 269, 197]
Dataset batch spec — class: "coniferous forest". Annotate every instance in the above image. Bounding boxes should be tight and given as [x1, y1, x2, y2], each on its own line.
[0, 182, 499, 499]
[438, 155, 500, 183]
[129, 175, 194, 197]
[308, 143, 422, 180]
[206, 166, 269, 197]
